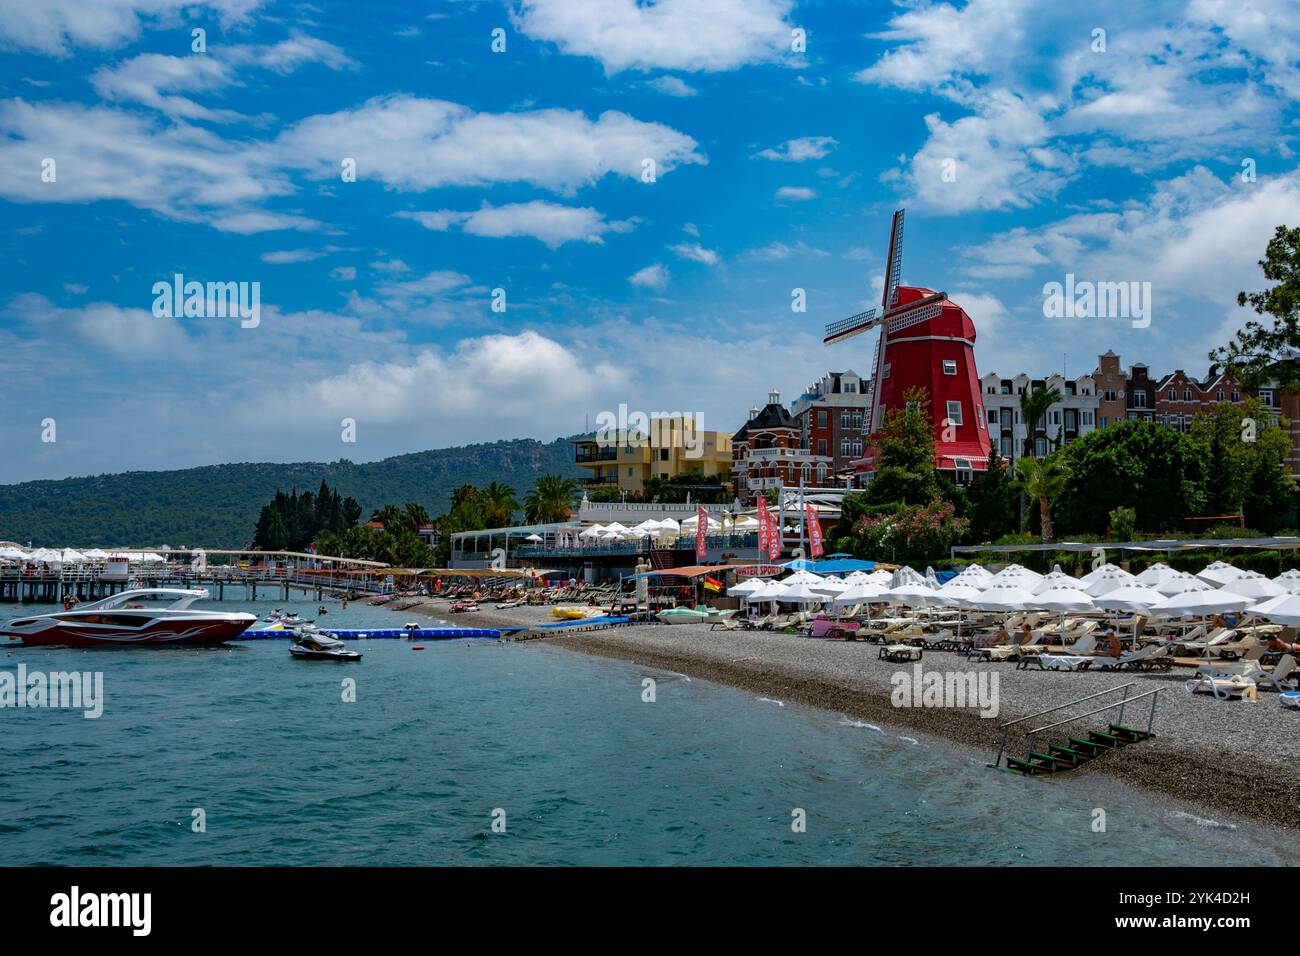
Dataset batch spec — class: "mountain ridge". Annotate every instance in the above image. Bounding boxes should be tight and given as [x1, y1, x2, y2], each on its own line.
[0, 437, 585, 547]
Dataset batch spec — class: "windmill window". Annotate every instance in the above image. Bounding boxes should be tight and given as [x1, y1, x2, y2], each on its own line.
[942, 359, 957, 375]
[945, 401, 963, 426]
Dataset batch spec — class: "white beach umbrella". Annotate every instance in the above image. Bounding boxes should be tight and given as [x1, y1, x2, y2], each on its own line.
[1219, 573, 1286, 601]
[932, 582, 984, 607]
[1033, 565, 1085, 593]
[602, 522, 630, 533]
[890, 566, 926, 588]
[971, 582, 1038, 612]
[924, 566, 941, 587]
[1134, 562, 1176, 586]
[1035, 587, 1096, 613]
[782, 569, 826, 586]
[831, 582, 888, 607]
[882, 582, 939, 606]
[1151, 587, 1252, 616]
[1153, 570, 1199, 595]
[863, 569, 894, 585]
[1092, 584, 1163, 613]
[776, 581, 827, 604]
[579, 526, 604, 539]
[657, 518, 680, 532]
[989, 563, 1043, 587]
[60, 548, 88, 563]
[28, 548, 61, 562]
[1247, 592, 1300, 626]
[524, 534, 543, 543]
[1084, 564, 1137, 596]
[633, 520, 661, 532]
[1196, 560, 1246, 586]
[0, 546, 29, 560]
[952, 564, 994, 585]
[1273, 568, 1300, 587]
[83, 548, 111, 559]
[747, 579, 785, 601]
[729, 578, 766, 597]
[810, 577, 850, 596]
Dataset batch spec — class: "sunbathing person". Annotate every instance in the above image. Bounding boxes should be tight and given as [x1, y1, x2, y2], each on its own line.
[1091, 631, 1123, 658]
[990, 624, 1011, 646]
[1018, 622, 1036, 645]
[1267, 633, 1300, 654]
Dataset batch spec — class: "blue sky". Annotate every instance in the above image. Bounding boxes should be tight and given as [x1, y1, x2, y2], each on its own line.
[3, 0, 1300, 483]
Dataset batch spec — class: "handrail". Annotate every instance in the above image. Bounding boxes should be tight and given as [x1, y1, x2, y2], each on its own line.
[1028, 688, 1160, 735]
[998, 682, 1136, 729]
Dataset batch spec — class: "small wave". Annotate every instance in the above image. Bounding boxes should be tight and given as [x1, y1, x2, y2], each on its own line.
[898, 736, 919, 745]
[839, 718, 884, 734]
[1168, 810, 1236, 830]
[756, 697, 784, 707]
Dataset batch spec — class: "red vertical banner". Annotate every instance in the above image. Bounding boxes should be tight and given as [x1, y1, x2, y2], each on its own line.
[696, 506, 708, 560]
[757, 498, 777, 559]
[806, 503, 824, 558]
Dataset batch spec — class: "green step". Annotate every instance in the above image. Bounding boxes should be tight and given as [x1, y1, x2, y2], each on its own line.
[1087, 730, 1122, 747]
[1004, 756, 1038, 775]
[1029, 751, 1072, 768]
[1049, 743, 1088, 762]
[1109, 724, 1152, 741]
[1068, 737, 1105, 755]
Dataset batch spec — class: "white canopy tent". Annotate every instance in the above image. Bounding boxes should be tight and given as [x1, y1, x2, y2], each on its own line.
[1196, 560, 1247, 587]
[1218, 572, 1286, 601]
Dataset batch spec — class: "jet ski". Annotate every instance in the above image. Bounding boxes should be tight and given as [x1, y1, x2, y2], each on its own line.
[289, 624, 362, 661]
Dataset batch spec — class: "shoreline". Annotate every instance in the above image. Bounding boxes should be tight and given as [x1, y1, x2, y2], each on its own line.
[385, 597, 1300, 836]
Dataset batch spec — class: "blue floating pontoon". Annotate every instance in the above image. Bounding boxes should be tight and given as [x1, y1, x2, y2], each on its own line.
[237, 627, 500, 640]
[536, 616, 630, 629]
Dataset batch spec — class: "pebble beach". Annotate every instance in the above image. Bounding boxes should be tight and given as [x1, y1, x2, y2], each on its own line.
[388, 598, 1300, 833]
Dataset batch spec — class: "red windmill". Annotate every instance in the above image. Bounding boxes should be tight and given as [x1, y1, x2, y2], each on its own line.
[824, 209, 992, 483]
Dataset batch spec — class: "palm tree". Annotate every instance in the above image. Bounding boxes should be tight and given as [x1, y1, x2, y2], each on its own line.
[524, 475, 578, 523]
[1018, 386, 1062, 459]
[1014, 454, 1071, 543]
[479, 482, 520, 528]
[404, 501, 431, 530]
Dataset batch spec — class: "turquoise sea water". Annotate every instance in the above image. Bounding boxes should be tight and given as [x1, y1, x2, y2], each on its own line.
[0, 596, 1289, 866]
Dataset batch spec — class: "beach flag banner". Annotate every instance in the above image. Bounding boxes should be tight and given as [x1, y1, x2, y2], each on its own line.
[696, 507, 708, 560]
[703, 576, 722, 593]
[806, 503, 824, 558]
[756, 499, 772, 559]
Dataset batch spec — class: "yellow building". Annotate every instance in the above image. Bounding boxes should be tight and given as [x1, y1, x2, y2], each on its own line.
[573, 415, 733, 495]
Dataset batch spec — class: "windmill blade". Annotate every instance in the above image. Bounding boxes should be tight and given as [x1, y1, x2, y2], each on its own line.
[823, 308, 880, 345]
[881, 208, 905, 310]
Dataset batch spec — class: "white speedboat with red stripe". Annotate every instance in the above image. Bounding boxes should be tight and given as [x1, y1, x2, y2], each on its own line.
[2, 589, 256, 648]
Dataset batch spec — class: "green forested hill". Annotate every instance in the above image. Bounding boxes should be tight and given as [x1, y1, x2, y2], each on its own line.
[0, 438, 583, 547]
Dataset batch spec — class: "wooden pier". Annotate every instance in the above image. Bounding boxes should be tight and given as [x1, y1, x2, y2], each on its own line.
[0, 568, 394, 605]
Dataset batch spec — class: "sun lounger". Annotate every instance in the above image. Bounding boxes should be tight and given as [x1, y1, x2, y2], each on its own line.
[1021, 654, 1094, 671]
[879, 644, 922, 663]
[1094, 643, 1173, 672]
[1185, 674, 1257, 700]
[1241, 654, 1297, 692]
[1175, 628, 1233, 655]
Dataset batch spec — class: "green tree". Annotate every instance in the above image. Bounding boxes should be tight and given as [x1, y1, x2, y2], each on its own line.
[1018, 385, 1062, 457]
[1053, 419, 1208, 536]
[1015, 454, 1071, 543]
[479, 482, 520, 528]
[524, 475, 578, 523]
[967, 449, 1017, 542]
[1211, 224, 1300, 390]
[862, 387, 942, 506]
[1189, 397, 1296, 530]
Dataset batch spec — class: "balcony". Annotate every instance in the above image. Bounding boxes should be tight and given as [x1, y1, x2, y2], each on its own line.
[581, 475, 619, 485]
[576, 447, 618, 463]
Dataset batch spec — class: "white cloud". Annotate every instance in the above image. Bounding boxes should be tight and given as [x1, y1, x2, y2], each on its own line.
[0, 99, 297, 229]
[288, 331, 626, 426]
[7, 292, 190, 359]
[261, 248, 332, 264]
[277, 94, 706, 194]
[668, 241, 720, 265]
[648, 76, 698, 97]
[396, 201, 635, 248]
[629, 263, 669, 289]
[330, 266, 357, 281]
[212, 210, 325, 234]
[754, 136, 837, 162]
[91, 54, 240, 122]
[370, 259, 411, 275]
[225, 31, 355, 73]
[513, 0, 796, 73]
[741, 240, 828, 261]
[775, 185, 815, 202]
[0, 0, 264, 57]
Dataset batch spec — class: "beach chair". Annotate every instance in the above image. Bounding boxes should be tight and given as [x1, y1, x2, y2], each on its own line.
[1175, 628, 1233, 656]
[1239, 654, 1297, 692]
[1211, 635, 1264, 662]
[879, 643, 922, 663]
[1095, 643, 1173, 672]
